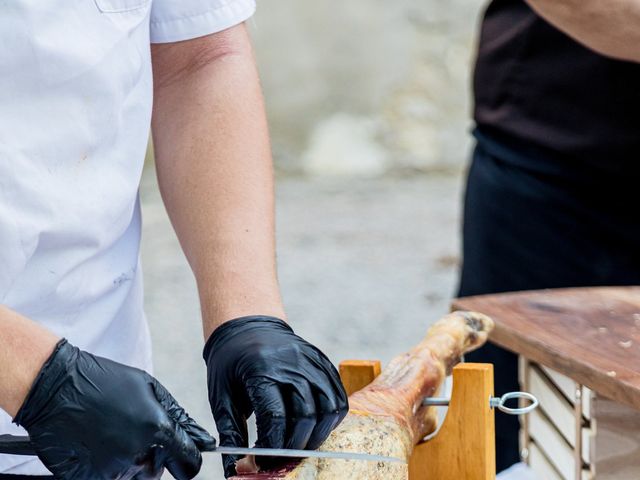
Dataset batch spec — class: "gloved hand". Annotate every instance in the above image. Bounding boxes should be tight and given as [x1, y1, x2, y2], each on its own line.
[203, 316, 349, 477]
[14, 339, 215, 480]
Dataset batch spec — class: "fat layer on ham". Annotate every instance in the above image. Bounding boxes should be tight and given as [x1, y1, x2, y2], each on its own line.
[232, 311, 494, 479]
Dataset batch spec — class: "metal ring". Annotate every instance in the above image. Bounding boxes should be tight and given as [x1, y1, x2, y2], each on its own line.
[491, 391, 539, 415]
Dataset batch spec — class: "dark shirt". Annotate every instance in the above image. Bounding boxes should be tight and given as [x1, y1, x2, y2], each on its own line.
[473, 0, 640, 177]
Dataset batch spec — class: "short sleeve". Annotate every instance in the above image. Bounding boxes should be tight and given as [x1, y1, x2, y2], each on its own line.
[150, 0, 256, 44]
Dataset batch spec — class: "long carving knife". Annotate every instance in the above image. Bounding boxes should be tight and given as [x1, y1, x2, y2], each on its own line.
[0, 435, 404, 464]
[209, 446, 402, 463]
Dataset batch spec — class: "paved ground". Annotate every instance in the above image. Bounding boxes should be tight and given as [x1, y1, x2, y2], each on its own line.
[140, 169, 464, 478]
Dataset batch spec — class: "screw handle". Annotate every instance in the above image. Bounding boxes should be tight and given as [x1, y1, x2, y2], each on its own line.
[490, 391, 539, 415]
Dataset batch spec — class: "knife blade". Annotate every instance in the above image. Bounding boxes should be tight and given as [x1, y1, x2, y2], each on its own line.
[0, 435, 403, 464]
[212, 446, 403, 463]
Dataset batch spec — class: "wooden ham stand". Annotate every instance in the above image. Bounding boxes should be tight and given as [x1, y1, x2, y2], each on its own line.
[339, 361, 496, 479]
[454, 287, 640, 479]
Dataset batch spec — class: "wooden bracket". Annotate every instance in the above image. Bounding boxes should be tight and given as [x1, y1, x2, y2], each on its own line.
[339, 360, 382, 396]
[339, 361, 496, 479]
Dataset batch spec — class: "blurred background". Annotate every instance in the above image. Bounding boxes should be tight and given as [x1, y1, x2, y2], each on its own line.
[142, 1, 485, 477]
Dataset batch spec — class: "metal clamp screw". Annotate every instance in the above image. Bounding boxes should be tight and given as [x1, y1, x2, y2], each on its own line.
[489, 391, 539, 415]
[422, 391, 539, 416]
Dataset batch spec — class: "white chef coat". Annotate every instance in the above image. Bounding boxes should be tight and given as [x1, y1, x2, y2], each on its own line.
[0, 0, 255, 475]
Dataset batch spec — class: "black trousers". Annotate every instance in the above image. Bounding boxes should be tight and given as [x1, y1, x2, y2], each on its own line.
[458, 137, 640, 473]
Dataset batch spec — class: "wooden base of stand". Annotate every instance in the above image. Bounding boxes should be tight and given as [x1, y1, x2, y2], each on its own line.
[339, 361, 496, 479]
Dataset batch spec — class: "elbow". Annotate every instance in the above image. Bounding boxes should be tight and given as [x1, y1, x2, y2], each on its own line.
[152, 23, 254, 90]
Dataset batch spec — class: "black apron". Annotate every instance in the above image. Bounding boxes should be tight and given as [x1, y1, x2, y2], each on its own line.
[459, 131, 640, 472]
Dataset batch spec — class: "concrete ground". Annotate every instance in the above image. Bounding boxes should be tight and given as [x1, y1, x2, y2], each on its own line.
[141, 168, 536, 479]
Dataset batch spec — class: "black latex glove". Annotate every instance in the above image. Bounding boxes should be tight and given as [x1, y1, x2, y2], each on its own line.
[14, 339, 216, 480]
[204, 316, 349, 477]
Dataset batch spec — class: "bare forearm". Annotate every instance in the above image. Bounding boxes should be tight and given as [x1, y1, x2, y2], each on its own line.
[525, 0, 640, 62]
[151, 25, 284, 339]
[0, 307, 59, 416]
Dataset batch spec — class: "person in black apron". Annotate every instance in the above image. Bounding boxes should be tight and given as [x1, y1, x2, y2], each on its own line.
[459, 0, 640, 472]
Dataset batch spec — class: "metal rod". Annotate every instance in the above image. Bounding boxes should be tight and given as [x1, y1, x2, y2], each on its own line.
[421, 397, 449, 406]
[422, 391, 539, 416]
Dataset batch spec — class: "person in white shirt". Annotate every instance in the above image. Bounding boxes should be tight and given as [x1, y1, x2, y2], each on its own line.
[0, 2, 347, 479]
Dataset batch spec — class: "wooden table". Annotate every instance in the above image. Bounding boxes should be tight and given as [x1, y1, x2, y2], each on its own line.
[453, 287, 640, 480]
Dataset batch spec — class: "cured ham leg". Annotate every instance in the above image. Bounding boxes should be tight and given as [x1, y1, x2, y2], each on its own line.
[232, 311, 494, 480]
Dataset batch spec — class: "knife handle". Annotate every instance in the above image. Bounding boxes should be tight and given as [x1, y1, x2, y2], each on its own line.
[0, 433, 219, 456]
[0, 433, 217, 456]
[0, 434, 36, 456]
